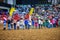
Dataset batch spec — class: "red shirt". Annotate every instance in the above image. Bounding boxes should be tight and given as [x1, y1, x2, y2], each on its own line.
[13, 14, 20, 21]
[25, 14, 29, 19]
[1, 14, 7, 20]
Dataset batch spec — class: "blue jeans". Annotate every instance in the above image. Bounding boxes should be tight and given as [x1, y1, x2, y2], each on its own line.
[8, 24, 11, 30]
[53, 23, 56, 27]
[14, 23, 16, 30]
[3, 23, 6, 28]
[48, 24, 53, 28]
[25, 24, 28, 29]
[28, 24, 31, 29]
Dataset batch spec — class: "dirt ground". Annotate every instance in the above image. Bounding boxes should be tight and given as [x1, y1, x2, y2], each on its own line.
[0, 24, 60, 40]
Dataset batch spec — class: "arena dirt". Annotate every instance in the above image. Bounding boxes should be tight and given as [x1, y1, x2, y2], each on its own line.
[0, 24, 60, 40]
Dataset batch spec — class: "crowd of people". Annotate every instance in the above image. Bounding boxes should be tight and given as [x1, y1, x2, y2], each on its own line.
[0, 5, 60, 30]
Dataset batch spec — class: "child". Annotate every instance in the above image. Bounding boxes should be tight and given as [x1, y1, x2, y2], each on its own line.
[20, 18, 24, 29]
[48, 19, 53, 28]
[38, 19, 43, 29]
[24, 19, 28, 29]
[44, 20, 49, 28]
[13, 14, 20, 30]
[51, 18, 56, 27]
[34, 20, 38, 29]
[7, 16, 11, 30]
[7, 19, 11, 30]
[3, 17, 7, 30]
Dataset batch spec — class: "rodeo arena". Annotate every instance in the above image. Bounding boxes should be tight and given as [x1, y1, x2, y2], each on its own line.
[0, 0, 60, 40]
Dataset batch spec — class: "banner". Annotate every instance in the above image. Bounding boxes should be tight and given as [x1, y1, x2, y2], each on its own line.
[29, 8, 34, 15]
[9, 7, 15, 16]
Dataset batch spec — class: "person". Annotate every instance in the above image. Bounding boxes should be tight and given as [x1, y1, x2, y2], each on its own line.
[7, 16, 11, 30]
[13, 13, 20, 30]
[51, 18, 56, 27]
[38, 19, 43, 29]
[3, 16, 7, 30]
[44, 19, 49, 28]
[7, 19, 11, 30]
[34, 19, 38, 29]
[24, 19, 28, 29]
[20, 18, 24, 29]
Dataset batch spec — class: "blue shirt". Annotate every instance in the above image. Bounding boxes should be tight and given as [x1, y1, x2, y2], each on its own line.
[24, 19, 28, 25]
[3, 20, 6, 23]
[32, 20, 34, 25]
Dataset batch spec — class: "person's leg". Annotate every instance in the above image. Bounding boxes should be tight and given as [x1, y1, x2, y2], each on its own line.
[9, 24, 11, 29]
[23, 24, 25, 29]
[50, 24, 53, 28]
[8, 23, 11, 30]
[14, 23, 16, 30]
[35, 23, 38, 29]
[36, 24, 38, 29]
[36, 25, 37, 29]
[48, 23, 50, 28]
[25, 24, 27, 29]
[27, 24, 29, 29]
[32, 24, 34, 29]
[40, 24, 42, 29]
[3, 23, 6, 30]
[48, 24, 53, 28]
[32, 25, 34, 29]
[41, 24, 42, 28]
[21, 25, 24, 29]
[53, 23, 56, 27]
[22, 25, 24, 30]
[32, 23, 34, 29]
[39, 24, 40, 29]
[55, 23, 56, 27]
[28, 25, 30, 29]
[17, 26, 19, 30]
[11, 24, 13, 29]
[53, 24, 54, 27]
[8, 24, 9, 30]
[58, 21, 60, 26]
[20, 25, 24, 29]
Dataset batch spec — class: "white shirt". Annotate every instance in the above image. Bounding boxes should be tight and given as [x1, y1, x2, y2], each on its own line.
[48, 20, 52, 24]
[16, 21, 20, 26]
[38, 20, 43, 24]
[28, 21, 32, 25]
[20, 20, 24, 25]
